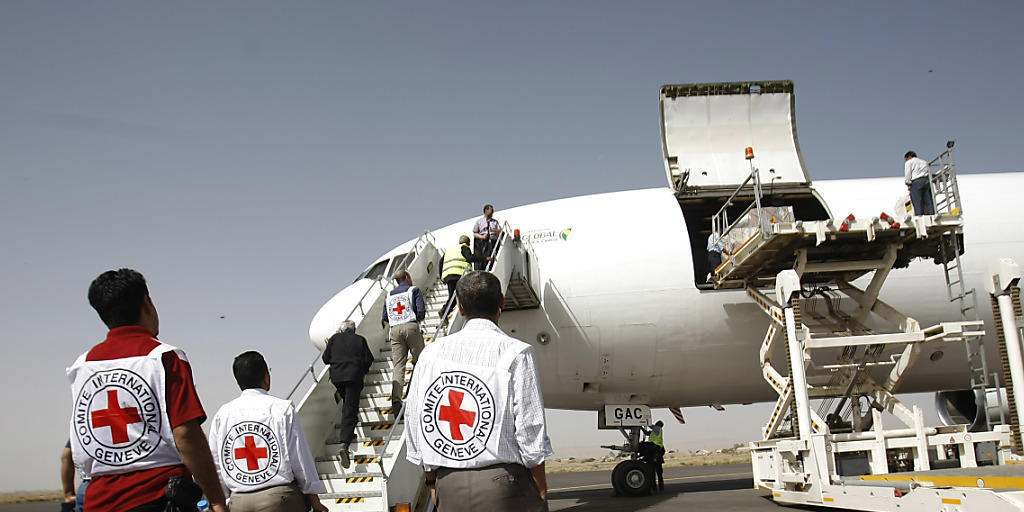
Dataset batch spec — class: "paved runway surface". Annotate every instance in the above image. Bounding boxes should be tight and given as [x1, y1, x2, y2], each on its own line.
[4, 463, 794, 511]
[547, 462, 785, 511]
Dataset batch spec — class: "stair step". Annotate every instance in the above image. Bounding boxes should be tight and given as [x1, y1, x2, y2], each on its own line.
[325, 442, 397, 458]
[359, 408, 403, 424]
[320, 471, 383, 480]
[315, 458, 381, 476]
[321, 477, 384, 495]
[328, 423, 402, 443]
[321, 487, 382, 499]
[323, 489, 384, 499]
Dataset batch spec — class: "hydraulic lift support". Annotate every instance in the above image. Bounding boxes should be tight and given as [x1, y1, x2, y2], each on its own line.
[714, 146, 1024, 511]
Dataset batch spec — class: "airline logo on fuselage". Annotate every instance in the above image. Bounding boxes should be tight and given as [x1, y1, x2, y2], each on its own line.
[525, 227, 572, 244]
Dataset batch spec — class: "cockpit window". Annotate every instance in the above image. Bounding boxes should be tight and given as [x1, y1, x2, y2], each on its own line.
[355, 259, 390, 282]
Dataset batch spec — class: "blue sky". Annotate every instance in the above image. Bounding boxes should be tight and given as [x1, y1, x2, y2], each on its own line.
[1, 1, 1021, 492]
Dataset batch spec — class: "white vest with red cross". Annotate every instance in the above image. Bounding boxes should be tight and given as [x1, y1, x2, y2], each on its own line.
[386, 287, 418, 326]
[67, 344, 183, 477]
[207, 389, 323, 495]
[412, 342, 529, 469]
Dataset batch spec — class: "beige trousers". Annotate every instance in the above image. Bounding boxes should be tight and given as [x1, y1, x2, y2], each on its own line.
[389, 322, 424, 397]
[229, 483, 307, 512]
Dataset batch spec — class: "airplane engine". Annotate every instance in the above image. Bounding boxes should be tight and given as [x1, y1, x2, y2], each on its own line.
[935, 388, 1009, 431]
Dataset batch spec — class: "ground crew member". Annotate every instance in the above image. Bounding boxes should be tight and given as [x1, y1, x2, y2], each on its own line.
[67, 269, 227, 512]
[322, 320, 374, 468]
[642, 420, 666, 491]
[405, 271, 552, 511]
[208, 351, 328, 512]
[438, 235, 484, 317]
[904, 151, 935, 215]
[381, 269, 426, 411]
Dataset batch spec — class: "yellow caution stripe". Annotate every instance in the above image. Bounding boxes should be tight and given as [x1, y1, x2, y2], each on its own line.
[371, 424, 393, 430]
[364, 440, 385, 447]
[346, 476, 374, 483]
[336, 497, 365, 504]
[860, 473, 1024, 491]
[353, 457, 379, 464]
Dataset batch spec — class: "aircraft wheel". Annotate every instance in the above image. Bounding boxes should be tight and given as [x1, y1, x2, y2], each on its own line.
[611, 459, 653, 496]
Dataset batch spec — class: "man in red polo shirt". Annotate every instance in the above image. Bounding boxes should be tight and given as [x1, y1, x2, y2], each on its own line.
[67, 269, 228, 512]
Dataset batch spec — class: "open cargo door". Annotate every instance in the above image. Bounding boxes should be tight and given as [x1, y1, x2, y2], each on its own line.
[660, 81, 829, 287]
[660, 80, 811, 197]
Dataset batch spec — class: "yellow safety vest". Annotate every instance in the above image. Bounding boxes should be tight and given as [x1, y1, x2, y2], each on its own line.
[650, 427, 664, 448]
[442, 244, 472, 279]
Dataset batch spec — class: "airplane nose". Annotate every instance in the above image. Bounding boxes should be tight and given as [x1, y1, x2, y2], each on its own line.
[308, 278, 379, 351]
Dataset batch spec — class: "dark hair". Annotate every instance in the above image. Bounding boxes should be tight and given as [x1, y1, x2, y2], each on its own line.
[233, 351, 269, 390]
[456, 271, 502, 317]
[88, 269, 149, 329]
[483, 204, 493, 213]
[393, 269, 410, 284]
[904, 151, 916, 159]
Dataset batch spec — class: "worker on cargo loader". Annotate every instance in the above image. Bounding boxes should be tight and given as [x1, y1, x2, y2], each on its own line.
[904, 151, 935, 215]
[706, 232, 727, 281]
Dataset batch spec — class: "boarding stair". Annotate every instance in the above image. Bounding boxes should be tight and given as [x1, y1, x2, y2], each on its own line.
[287, 224, 540, 511]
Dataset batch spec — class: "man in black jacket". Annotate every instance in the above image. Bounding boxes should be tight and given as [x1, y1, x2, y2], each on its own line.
[322, 320, 374, 468]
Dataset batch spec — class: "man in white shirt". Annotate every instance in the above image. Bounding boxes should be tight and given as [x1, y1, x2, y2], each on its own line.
[472, 204, 502, 270]
[706, 232, 727, 281]
[904, 151, 935, 215]
[405, 271, 552, 511]
[209, 351, 328, 512]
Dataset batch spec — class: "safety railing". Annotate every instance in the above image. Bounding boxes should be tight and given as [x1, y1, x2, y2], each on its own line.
[710, 159, 769, 251]
[927, 143, 963, 216]
[285, 230, 436, 403]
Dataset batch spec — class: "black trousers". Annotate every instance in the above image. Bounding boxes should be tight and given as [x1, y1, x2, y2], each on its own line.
[473, 239, 494, 270]
[441, 275, 460, 316]
[707, 250, 723, 279]
[332, 379, 363, 445]
[910, 176, 935, 215]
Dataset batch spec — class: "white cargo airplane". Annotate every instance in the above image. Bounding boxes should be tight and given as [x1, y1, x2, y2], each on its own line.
[306, 81, 1024, 500]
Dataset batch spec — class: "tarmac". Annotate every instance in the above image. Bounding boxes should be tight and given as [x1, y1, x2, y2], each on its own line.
[546, 462, 783, 511]
[3, 463, 793, 512]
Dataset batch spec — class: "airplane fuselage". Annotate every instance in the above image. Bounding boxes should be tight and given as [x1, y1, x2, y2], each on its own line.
[311, 173, 1024, 411]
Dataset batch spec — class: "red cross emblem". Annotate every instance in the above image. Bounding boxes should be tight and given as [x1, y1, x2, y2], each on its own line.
[392, 301, 407, 315]
[439, 390, 476, 441]
[234, 435, 269, 471]
[91, 389, 143, 444]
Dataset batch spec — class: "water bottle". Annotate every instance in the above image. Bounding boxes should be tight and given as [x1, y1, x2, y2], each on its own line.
[197, 499, 210, 511]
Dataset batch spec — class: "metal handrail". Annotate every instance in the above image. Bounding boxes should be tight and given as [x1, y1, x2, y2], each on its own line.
[711, 160, 769, 251]
[286, 230, 437, 403]
[927, 147, 962, 216]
